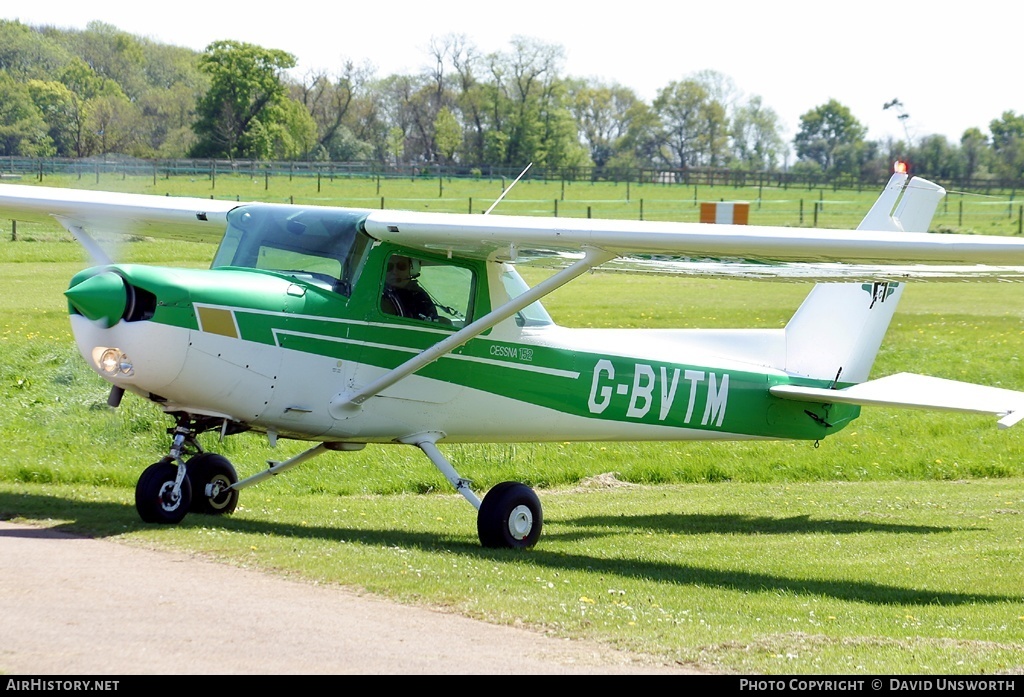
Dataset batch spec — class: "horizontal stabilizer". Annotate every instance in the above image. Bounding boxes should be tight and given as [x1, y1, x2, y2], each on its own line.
[770, 372, 1024, 429]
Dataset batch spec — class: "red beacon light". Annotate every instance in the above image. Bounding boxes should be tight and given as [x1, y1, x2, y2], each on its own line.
[894, 161, 908, 174]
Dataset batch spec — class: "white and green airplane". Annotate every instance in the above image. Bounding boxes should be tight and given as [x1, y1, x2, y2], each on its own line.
[3, 171, 1024, 548]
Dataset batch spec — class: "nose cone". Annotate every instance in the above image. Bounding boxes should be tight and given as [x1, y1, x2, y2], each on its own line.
[65, 272, 127, 328]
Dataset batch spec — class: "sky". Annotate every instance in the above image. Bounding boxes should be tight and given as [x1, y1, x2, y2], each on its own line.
[6, 1, 1020, 152]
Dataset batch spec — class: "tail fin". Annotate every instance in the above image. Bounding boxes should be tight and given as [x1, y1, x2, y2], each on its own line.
[784, 174, 946, 384]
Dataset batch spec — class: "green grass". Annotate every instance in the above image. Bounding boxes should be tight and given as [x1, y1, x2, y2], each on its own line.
[0, 179, 1022, 674]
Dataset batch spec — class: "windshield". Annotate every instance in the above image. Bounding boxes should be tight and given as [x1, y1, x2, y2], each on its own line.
[213, 204, 372, 296]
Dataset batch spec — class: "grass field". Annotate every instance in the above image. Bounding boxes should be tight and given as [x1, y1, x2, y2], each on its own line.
[0, 176, 1022, 674]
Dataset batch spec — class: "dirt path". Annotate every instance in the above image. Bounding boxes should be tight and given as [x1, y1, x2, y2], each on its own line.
[0, 520, 703, 675]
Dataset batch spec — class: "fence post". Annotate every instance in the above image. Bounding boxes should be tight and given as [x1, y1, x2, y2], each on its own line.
[11, 220, 16, 242]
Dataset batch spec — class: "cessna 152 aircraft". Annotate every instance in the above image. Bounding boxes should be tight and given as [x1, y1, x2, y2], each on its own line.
[3, 170, 1024, 548]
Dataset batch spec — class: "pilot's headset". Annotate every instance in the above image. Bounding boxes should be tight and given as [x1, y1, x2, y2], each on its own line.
[406, 256, 422, 280]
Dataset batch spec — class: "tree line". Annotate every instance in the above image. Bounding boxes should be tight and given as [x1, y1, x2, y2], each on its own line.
[2, 19, 1023, 185]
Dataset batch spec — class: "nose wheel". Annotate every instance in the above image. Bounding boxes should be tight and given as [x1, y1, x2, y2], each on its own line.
[135, 459, 192, 524]
[134, 415, 240, 525]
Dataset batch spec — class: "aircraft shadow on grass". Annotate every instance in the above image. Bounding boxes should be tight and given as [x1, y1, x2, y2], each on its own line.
[564, 512, 964, 536]
[1, 490, 1016, 608]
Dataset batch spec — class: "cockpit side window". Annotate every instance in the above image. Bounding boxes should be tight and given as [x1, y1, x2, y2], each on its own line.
[381, 252, 475, 328]
[213, 205, 371, 296]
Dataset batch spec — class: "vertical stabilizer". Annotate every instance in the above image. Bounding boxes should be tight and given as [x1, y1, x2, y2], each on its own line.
[784, 174, 946, 383]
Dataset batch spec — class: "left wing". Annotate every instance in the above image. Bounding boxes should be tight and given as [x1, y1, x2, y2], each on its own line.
[362, 208, 1024, 280]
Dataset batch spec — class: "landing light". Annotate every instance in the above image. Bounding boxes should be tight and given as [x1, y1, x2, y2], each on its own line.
[99, 348, 134, 377]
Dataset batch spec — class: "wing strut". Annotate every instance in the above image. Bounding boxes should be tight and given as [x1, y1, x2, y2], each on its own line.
[55, 216, 113, 266]
[329, 246, 617, 416]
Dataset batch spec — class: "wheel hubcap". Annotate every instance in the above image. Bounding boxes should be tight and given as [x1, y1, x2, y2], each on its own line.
[507, 505, 534, 540]
[158, 481, 181, 512]
[206, 475, 233, 509]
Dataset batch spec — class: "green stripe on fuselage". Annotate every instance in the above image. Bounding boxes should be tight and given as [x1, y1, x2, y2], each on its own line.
[88, 265, 854, 441]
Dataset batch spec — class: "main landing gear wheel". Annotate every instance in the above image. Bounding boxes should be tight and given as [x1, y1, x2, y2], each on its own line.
[135, 459, 192, 524]
[186, 453, 239, 515]
[477, 481, 543, 549]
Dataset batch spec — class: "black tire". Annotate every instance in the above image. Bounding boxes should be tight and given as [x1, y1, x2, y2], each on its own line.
[477, 481, 543, 549]
[186, 453, 239, 515]
[135, 460, 192, 524]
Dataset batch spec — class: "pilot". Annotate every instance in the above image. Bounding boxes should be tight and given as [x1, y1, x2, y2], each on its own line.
[381, 254, 438, 321]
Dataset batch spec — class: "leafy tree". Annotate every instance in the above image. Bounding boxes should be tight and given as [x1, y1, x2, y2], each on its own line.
[0, 72, 53, 155]
[84, 93, 142, 155]
[988, 111, 1024, 179]
[386, 126, 405, 165]
[136, 83, 200, 157]
[568, 79, 640, 169]
[730, 96, 786, 170]
[794, 99, 867, 175]
[486, 37, 566, 167]
[911, 134, 964, 180]
[294, 62, 369, 155]
[26, 79, 78, 156]
[191, 40, 296, 159]
[960, 127, 988, 181]
[266, 98, 319, 160]
[434, 107, 461, 163]
[67, 21, 147, 100]
[653, 79, 719, 168]
[0, 20, 72, 80]
[448, 36, 488, 165]
[608, 100, 662, 173]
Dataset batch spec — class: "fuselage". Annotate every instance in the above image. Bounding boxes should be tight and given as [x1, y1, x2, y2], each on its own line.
[65, 203, 857, 446]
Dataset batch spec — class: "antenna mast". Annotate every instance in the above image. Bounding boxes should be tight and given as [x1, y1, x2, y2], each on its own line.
[484, 163, 533, 215]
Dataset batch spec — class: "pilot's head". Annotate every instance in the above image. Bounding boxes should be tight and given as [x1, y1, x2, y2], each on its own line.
[386, 255, 417, 288]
